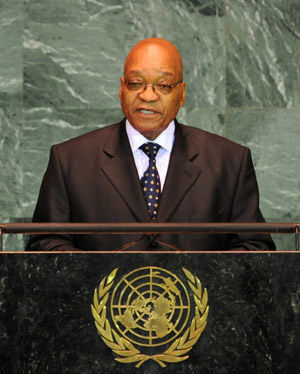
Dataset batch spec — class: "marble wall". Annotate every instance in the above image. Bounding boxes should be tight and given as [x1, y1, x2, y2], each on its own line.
[0, 0, 299, 250]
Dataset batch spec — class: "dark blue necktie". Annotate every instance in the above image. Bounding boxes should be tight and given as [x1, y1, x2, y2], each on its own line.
[139, 142, 161, 220]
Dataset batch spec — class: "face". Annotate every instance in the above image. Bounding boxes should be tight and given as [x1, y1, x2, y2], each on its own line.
[119, 40, 186, 140]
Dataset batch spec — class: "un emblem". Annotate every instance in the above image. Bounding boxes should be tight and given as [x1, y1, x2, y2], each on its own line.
[91, 267, 209, 368]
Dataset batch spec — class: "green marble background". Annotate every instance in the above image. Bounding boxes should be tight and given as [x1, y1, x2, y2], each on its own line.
[0, 0, 299, 250]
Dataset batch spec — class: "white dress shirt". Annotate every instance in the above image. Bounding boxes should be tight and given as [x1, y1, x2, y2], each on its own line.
[125, 119, 175, 190]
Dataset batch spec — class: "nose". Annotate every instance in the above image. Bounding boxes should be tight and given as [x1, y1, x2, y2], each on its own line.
[138, 84, 159, 101]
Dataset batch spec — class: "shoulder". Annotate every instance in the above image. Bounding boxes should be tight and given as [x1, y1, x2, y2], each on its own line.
[57, 121, 122, 147]
[46, 120, 126, 167]
[51, 120, 124, 156]
[176, 122, 249, 155]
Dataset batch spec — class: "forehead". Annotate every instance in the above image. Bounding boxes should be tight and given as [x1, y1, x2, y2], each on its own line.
[126, 69, 176, 79]
[124, 43, 180, 78]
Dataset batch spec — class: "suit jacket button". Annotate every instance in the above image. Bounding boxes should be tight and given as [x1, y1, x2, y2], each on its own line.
[150, 241, 158, 248]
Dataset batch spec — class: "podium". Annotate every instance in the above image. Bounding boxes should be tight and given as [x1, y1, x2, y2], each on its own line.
[1, 251, 300, 374]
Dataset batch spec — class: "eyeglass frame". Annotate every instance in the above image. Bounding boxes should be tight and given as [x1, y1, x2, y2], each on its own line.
[123, 80, 183, 95]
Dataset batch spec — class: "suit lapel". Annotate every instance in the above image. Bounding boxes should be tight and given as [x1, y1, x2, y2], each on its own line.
[157, 123, 201, 222]
[101, 120, 151, 222]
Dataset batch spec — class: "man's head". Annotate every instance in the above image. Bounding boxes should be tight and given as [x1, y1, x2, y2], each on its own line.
[119, 38, 186, 140]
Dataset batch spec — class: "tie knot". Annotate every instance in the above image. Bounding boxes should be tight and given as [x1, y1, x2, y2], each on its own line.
[139, 142, 161, 160]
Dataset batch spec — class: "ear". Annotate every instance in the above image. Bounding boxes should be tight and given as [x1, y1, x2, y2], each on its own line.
[119, 77, 124, 101]
[179, 82, 186, 106]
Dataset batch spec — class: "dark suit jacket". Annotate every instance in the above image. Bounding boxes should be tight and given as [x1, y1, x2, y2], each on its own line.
[26, 119, 275, 251]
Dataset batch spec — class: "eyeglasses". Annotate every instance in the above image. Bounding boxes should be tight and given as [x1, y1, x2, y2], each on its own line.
[124, 80, 183, 95]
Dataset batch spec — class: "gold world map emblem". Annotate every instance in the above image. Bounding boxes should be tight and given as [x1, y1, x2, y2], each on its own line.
[91, 266, 209, 368]
[111, 267, 190, 347]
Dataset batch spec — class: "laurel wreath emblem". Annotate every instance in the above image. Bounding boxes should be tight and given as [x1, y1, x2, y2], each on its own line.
[91, 267, 209, 368]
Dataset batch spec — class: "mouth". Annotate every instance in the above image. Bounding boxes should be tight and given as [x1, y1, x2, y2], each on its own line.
[139, 109, 155, 114]
[137, 108, 158, 115]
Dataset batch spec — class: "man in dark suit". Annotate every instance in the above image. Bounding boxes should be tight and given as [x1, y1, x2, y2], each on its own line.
[26, 38, 275, 251]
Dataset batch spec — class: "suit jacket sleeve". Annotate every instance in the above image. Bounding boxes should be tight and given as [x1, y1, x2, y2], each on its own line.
[226, 147, 275, 251]
[26, 145, 78, 251]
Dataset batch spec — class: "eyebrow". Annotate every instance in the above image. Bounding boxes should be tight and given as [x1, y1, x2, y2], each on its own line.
[127, 70, 175, 77]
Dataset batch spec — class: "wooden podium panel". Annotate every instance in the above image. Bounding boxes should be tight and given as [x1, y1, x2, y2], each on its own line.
[0, 252, 299, 374]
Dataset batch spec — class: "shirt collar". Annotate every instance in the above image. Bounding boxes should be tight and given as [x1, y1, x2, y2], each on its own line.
[125, 119, 175, 153]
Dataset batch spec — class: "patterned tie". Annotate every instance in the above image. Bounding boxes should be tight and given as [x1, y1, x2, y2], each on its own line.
[139, 142, 162, 220]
